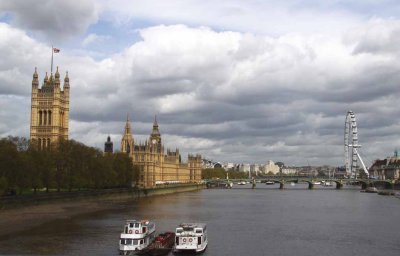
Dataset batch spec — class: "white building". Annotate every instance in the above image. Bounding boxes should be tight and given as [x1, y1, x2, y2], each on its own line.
[239, 163, 251, 173]
[282, 167, 297, 175]
[263, 160, 280, 175]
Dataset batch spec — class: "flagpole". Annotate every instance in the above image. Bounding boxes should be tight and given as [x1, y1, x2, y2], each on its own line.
[51, 45, 53, 74]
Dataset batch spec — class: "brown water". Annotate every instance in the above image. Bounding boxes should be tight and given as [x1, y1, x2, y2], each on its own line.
[1, 184, 400, 256]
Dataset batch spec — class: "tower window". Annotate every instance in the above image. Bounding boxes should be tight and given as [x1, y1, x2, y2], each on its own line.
[39, 111, 42, 125]
[48, 111, 52, 125]
[43, 110, 47, 126]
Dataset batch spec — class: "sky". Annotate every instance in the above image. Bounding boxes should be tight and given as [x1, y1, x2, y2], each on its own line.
[1, 0, 400, 166]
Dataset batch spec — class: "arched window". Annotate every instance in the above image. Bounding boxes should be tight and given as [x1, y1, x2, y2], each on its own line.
[43, 110, 47, 126]
[48, 111, 52, 125]
[38, 138, 42, 150]
[47, 138, 51, 148]
[39, 111, 42, 125]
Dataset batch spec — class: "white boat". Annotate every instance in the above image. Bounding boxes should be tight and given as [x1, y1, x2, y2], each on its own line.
[265, 181, 274, 185]
[237, 181, 246, 185]
[174, 223, 208, 253]
[322, 181, 333, 187]
[312, 181, 321, 185]
[119, 219, 156, 255]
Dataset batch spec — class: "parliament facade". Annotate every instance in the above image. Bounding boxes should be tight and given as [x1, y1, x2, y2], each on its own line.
[121, 117, 202, 188]
[30, 67, 70, 149]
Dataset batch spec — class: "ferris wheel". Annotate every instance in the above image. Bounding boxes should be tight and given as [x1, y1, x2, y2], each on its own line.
[344, 110, 369, 178]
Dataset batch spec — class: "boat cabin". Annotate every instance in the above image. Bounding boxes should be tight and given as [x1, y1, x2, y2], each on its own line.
[174, 223, 208, 253]
[119, 219, 156, 254]
[123, 220, 155, 235]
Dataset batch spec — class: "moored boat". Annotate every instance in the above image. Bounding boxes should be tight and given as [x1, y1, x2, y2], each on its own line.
[119, 220, 156, 255]
[265, 181, 274, 185]
[137, 232, 175, 256]
[174, 223, 208, 253]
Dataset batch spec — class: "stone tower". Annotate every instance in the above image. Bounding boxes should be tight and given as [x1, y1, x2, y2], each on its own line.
[121, 115, 134, 154]
[104, 135, 113, 153]
[30, 67, 70, 149]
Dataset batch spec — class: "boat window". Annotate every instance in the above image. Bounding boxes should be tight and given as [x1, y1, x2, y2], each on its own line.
[198, 237, 202, 245]
[195, 229, 202, 234]
[140, 240, 144, 245]
[132, 240, 139, 245]
[176, 228, 183, 233]
[129, 223, 134, 228]
[120, 239, 132, 245]
[134, 223, 140, 228]
[183, 227, 193, 232]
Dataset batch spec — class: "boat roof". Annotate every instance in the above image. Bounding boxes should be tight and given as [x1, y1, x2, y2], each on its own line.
[126, 219, 154, 225]
[178, 223, 206, 229]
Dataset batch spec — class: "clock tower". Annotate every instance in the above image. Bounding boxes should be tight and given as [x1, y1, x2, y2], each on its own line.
[149, 115, 161, 146]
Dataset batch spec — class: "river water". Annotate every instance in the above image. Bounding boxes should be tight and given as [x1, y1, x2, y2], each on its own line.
[1, 184, 400, 256]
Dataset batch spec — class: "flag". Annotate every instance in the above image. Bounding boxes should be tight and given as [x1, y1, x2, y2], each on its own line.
[53, 48, 60, 53]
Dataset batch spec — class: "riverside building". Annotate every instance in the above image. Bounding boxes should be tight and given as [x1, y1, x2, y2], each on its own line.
[121, 116, 202, 188]
[30, 67, 70, 149]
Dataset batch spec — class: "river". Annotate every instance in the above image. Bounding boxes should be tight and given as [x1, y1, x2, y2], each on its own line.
[0, 184, 399, 256]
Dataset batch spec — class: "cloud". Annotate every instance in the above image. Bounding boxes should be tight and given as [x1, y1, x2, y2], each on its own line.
[101, 0, 364, 36]
[348, 18, 400, 55]
[0, 0, 99, 41]
[82, 33, 111, 47]
[1, 15, 400, 166]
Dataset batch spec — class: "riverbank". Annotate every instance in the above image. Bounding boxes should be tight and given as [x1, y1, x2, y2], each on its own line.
[0, 184, 203, 238]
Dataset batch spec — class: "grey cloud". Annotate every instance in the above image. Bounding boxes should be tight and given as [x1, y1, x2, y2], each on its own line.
[0, 0, 99, 41]
[3, 22, 400, 166]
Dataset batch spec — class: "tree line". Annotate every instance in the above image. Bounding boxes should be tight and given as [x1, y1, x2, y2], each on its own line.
[0, 136, 138, 196]
[202, 168, 248, 180]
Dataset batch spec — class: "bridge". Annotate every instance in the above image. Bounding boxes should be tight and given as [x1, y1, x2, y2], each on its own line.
[205, 177, 399, 190]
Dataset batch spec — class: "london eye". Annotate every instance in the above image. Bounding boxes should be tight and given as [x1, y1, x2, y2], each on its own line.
[344, 110, 369, 178]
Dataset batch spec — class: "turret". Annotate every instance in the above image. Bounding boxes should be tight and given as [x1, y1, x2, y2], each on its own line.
[54, 66, 60, 88]
[43, 72, 49, 86]
[32, 67, 39, 89]
[63, 71, 70, 96]
[49, 72, 54, 87]
[121, 114, 134, 154]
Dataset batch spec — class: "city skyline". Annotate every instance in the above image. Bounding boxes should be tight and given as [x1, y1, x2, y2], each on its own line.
[1, 1, 400, 166]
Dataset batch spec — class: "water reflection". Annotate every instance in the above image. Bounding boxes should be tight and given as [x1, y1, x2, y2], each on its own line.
[1, 186, 400, 256]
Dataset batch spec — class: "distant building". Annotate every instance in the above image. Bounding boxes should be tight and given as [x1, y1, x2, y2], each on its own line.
[121, 116, 202, 188]
[239, 163, 251, 173]
[250, 164, 261, 175]
[223, 163, 235, 171]
[263, 160, 280, 174]
[104, 136, 113, 153]
[369, 150, 400, 180]
[214, 163, 222, 168]
[281, 167, 297, 175]
[30, 67, 70, 149]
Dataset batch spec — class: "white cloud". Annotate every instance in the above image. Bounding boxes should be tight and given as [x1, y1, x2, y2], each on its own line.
[1, 11, 400, 166]
[82, 33, 111, 47]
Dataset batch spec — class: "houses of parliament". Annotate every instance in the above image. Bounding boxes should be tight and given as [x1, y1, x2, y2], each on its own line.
[29, 67, 202, 188]
[121, 116, 202, 188]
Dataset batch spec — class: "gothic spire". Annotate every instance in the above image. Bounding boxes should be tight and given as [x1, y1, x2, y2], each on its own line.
[124, 114, 132, 135]
[151, 115, 160, 136]
[32, 67, 39, 88]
